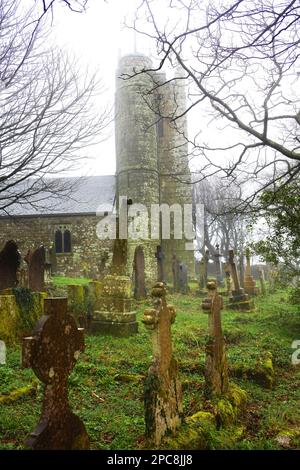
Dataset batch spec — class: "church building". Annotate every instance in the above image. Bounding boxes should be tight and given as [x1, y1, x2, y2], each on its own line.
[0, 54, 194, 286]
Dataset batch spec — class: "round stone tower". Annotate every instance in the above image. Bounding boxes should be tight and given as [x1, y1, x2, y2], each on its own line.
[157, 69, 195, 281]
[115, 54, 160, 287]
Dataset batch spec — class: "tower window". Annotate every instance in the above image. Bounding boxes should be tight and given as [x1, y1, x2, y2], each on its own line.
[55, 227, 72, 254]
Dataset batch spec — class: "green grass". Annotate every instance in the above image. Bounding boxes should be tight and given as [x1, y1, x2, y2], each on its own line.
[0, 288, 300, 450]
[52, 276, 92, 286]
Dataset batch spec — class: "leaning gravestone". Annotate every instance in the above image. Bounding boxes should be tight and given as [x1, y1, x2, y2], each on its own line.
[202, 279, 229, 397]
[25, 246, 46, 292]
[227, 250, 254, 311]
[22, 297, 89, 450]
[142, 282, 182, 446]
[0, 240, 21, 291]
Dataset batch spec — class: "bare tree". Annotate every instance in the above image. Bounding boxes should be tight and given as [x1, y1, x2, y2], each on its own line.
[0, 0, 110, 214]
[129, 0, 300, 209]
[193, 176, 247, 258]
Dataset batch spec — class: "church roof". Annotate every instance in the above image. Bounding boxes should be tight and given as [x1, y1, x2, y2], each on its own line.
[1, 175, 116, 218]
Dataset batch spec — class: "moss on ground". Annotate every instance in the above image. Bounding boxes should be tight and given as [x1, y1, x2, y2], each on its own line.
[0, 288, 299, 449]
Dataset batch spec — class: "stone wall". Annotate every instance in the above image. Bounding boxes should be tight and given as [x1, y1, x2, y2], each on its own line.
[0, 215, 113, 278]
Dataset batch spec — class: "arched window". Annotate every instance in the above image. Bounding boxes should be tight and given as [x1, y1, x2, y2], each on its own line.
[55, 227, 72, 254]
[55, 229, 63, 254]
[63, 229, 71, 253]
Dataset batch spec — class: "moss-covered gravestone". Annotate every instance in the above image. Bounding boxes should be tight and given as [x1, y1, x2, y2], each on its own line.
[244, 248, 258, 296]
[202, 280, 229, 397]
[22, 297, 89, 450]
[143, 282, 183, 446]
[227, 250, 254, 311]
[91, 237, 138, 336]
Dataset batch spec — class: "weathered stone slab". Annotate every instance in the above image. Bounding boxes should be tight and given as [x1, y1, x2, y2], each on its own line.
[22, 297, 89, 450]
[25, 246, 46, 292]
[0, 241, 21, 291]
[143, 282, 182, 446]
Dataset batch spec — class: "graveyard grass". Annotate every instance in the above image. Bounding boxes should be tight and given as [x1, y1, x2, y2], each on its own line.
[0, 286, 300, 450]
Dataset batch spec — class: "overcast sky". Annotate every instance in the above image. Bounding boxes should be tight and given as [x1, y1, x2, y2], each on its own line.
[51, 0, 147, 177]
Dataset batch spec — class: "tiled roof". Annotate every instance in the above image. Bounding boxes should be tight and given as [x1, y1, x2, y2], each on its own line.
[1, 175, 116, 217]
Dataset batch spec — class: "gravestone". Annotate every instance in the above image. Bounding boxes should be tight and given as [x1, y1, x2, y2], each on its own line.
[214, 244, 223, 285]
[91, 235, 138, 336]
[178, 262, 188, 294]
[18, 257, 29, 288]
[133, 245, 146, 300]
[142, 282, 182, 445]
[269, 269, 278, 294]
[0, 340, 6, 365]
[199, 258, 206, 289]
[244, 248, 258, 295]
[259, 269, 266, 295]
[25, 246, 46, 292]
[227, 250, 254, 311]
[0, 241, 21, 291]
[172, 254, 180, 292]
[22, 297, 89, 449]
[224, 263, 232, 296]
[202, 279, 229, 397]
[155, 245, 165, 283]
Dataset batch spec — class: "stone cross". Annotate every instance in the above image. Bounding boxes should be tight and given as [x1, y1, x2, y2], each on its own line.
[22, 297, 89, 450]
[224, 263, 232, 296]
[202, 279, 229, 397]
[0, 240, 21, 291]
[244, 248, 257, 295]
[155, 245, 165, 283]
[142, 282, 182, 446]
[214, 244, 221, 276]
[259, 269, 266, 295]
[228, 249, 242, 294]
[110, 236, 128, 276]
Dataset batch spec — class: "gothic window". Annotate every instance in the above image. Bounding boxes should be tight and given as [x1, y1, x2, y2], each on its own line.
[55, 229, 63, 254]
[55, 227, 71, 254]
[63, 229, 71, 253]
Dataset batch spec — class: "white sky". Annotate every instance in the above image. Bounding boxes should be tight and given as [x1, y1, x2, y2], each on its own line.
[51, 0, 144, 177]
